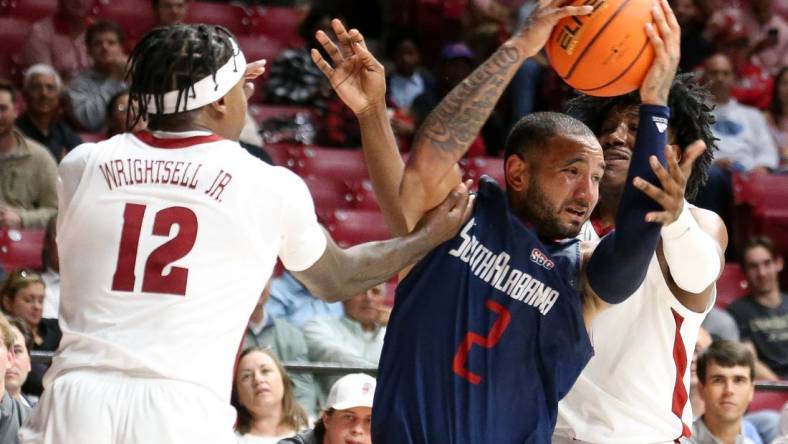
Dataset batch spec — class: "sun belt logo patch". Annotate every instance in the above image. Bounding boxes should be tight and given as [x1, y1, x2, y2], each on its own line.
[530, 248, 555, 270]
[653, 116, 668, 133]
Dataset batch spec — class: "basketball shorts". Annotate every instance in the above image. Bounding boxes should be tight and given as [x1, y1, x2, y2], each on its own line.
[19, 369, 238, 444]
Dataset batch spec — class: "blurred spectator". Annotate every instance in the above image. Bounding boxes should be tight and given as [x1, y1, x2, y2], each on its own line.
[0, 270, 61, 396]
[386, 29, 432, 112]
[765, 66, 788, 169]
[261, 8, 360, 147]
[244, 282, 319, 417]
[385, 28, 433, 149]
[690, 340, 763, 444]
[708, 0, 788, 76]
[711, 21, 774, 110]
[702, 307, 741, 342]
[39, 217, 59, 320]
[0, 313, 28, 444]
[106, 89, 146, 138]
[5, 317, 35, 408]
[411, 43, 505, 156]
[673, 0, 715, 72]
[233, 347, 309, 443]
[278, 373, 375, 444]
[727, 237, 788, 381]
[694, 54, 778, 222]
[15, 64, 82, 161]
[690, 327, 714, 418]
[0, 81, 58, 230]
[266, 271, 343, 329]
[303, 284, 387, 397]
[153, 0, 188, 27]
[262, 8, 333, 107]
[66, 20, 128, 132]
[24, 0, 93, 84]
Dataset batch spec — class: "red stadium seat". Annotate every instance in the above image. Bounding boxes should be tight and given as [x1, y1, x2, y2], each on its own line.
[302, 176, 353, 222]
[0, 17, 31, 54]
[733, 173, 788, 208]
[352, 180, 380, 211]
[326, 209, 389, 248]
[0, 17, 31, 85]
[292, 146, 368, 184]
[236, 34, 286, 63]
[5, 0, 58, 20]
[94, 0, 154, 49]
[263, 143, 297, 168]
[186, 1, 251, 36]
[715, 263, 749, 309]
[250, 6, 305, 47]
[249, 104, 317, 126]
[464, 156, 505, 188]
[0, 228, 44, 270]
[748, 390, 788, 412]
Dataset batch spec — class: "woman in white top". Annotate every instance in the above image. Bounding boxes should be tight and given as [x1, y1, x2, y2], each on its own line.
[233, 347, 309, 444]
[765, 66, 788, 169]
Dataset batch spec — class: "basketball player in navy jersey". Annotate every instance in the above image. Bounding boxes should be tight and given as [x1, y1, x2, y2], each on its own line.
[310, 0, 700, 442]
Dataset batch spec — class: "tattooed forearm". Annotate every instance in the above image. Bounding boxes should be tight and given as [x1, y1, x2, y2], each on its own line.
[417, 44, 522, 154]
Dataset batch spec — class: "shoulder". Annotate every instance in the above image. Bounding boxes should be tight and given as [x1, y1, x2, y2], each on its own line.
[19, 133, 56, 165]
[272, 317, 303, 335]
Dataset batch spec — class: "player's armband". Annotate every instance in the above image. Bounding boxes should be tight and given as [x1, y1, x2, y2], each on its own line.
[661, 203, 720, 293]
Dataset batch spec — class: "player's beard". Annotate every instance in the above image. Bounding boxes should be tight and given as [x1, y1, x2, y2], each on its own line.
[522, 176, 580, 240]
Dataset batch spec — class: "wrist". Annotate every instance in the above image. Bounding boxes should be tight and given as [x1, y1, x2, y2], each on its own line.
[355, 101, 387, 120]
[507, 36, 537, 59]
[661, 201, 691, 240]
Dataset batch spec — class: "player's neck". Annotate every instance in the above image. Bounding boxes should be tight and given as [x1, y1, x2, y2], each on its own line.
[701, 414, 742, 444]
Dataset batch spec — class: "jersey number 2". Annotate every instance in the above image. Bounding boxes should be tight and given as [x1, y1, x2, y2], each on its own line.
[452, 300, 512, 385]
[111, 203, 198, 296]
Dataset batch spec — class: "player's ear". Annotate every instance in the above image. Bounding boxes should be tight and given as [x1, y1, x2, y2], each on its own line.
[505, 154, 529, 192]
[208, 97, 228, 117]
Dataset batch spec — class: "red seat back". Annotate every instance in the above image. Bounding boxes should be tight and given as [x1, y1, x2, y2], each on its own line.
[292, 147, 368, 184]
[302, 176, 353, 222]
[326, 209, 389, 248]
[250, 6, 305, 47]
[6, 0, 58, 21]
[715, 263, 749, 309]
[0, 228, 45, 270]
[185, 1, 251, 35]
[748, 390, 788, 412]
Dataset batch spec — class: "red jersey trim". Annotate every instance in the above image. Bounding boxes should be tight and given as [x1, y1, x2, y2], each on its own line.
[133, 131, 224, 149]
[670, 308, 692, 440]
[591, 218, 615, 238]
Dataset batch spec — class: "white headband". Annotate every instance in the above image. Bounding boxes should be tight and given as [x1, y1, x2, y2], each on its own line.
[147, 38, 246, 115]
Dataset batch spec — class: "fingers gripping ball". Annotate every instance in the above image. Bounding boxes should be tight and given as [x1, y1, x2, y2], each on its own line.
[546, 0, 655, 97]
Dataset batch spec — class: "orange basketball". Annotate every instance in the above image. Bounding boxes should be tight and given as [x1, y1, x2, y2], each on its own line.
[546, 0, 655, 97]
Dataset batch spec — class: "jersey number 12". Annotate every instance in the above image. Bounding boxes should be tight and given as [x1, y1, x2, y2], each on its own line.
[111, 203, 198, 296]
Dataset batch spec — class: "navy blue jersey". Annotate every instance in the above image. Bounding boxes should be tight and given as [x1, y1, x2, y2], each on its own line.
[372, 178, 593, 444]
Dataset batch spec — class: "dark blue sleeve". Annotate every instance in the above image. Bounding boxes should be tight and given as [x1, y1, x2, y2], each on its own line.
[586, 105, 670, 303]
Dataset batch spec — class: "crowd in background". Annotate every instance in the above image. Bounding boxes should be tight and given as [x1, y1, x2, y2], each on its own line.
[0, 0, 787, 443]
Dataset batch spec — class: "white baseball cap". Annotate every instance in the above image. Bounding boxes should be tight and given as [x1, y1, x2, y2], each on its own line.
[326, 373, 377, 410]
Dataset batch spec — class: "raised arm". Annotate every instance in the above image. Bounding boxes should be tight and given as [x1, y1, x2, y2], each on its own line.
[401, 1, 594, 230]
[311, 20, 409, 235]
[582, 0, 689, 320]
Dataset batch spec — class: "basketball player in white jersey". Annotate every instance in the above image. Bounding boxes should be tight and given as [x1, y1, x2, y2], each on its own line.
[551, 71, 728, 444]
[19, 24, 472, 444]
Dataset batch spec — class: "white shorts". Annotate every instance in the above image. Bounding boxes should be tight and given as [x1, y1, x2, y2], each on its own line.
[19, 370, 238, 444]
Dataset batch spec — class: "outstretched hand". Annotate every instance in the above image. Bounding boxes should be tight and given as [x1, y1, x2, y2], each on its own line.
[633, 140, 706, 225]
[639, 0, 681, 105]
[514, 0, 594, 55]
[311, 19, 386, 116]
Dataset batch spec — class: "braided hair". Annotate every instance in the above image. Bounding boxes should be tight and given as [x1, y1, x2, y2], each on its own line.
[127, 24, 237, 131]
[565, 73, 717, 202]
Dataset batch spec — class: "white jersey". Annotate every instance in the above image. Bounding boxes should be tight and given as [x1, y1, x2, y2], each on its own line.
[49, 131, 327, 402]
[555, 219, 714, 443]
